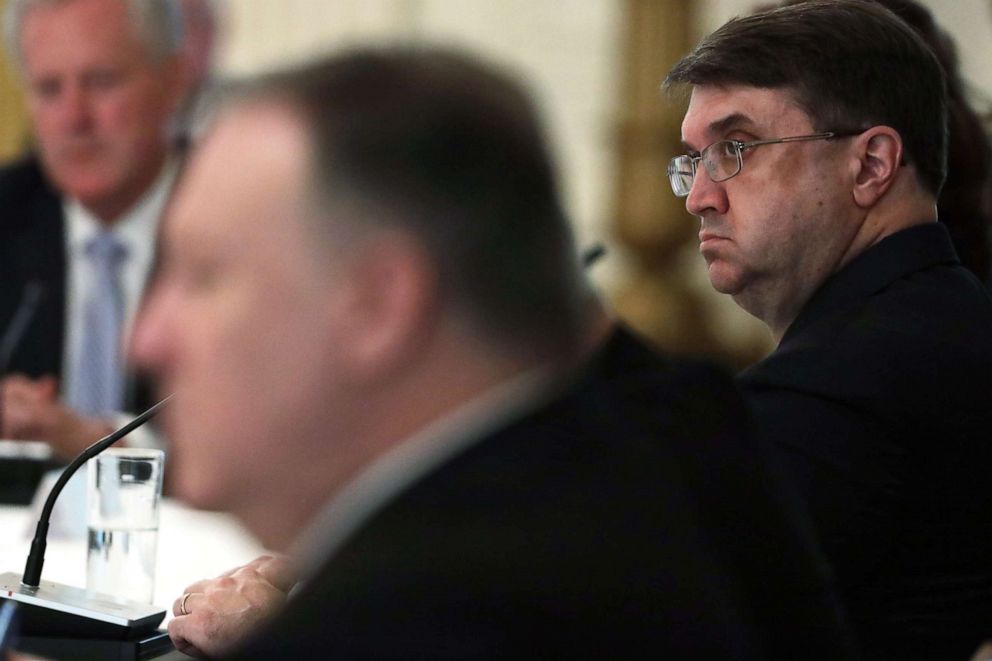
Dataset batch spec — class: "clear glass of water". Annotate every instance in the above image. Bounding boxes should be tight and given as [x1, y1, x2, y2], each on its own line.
[86, 448, 164, 604]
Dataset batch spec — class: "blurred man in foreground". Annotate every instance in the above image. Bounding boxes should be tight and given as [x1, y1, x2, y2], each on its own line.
[666, 1, 992, 656]
[133, 48, 854, 658]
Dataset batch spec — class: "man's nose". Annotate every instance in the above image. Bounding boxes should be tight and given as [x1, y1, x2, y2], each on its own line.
[685, 165, 729, 218]
[59, 83, 94, 132]
[129, 284, 176, 376]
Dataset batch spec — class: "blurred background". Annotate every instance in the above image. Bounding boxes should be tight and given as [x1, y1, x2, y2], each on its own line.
[2, 0, 989, 370]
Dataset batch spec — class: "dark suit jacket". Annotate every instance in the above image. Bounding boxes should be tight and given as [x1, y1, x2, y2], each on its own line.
[0, 156, 153, 412]
[227, 328, 856, 660]
[0, 157, 66, 380]
[739, 223, 992, 659]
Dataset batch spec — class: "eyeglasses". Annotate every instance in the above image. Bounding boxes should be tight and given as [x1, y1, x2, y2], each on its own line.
[667, 131, 863, 197]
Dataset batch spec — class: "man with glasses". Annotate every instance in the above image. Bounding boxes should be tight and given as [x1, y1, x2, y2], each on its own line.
[665, 1, 992, 657]
[129, 48, 858, 658]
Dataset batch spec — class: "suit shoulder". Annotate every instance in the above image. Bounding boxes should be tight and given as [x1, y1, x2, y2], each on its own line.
[594, 326, 740, 397]
[0, 157, 57, 206]
[743, 265, 992, 395]
[0, 157, 63, 236]
[550, 327, 753, 457]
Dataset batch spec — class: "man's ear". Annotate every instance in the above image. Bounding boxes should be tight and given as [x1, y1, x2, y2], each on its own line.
[158, 50, 200, 120]
[851, 126, 903, 208]
[331, 232, 438, 385]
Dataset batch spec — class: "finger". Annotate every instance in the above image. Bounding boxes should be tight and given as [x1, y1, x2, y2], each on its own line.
[172, 593, 185, 617]
[218, 561, 253, 579]
[181, 578, 213, 594]
[2, 375, 48, 399]
[172, 591, 202, 617]
[0, 386, 36, 437]
[232, 555, 296, 592]
[0, 379, 32, 405]
[236, 554, 278, 577]
[0, 373, 32, 389]
[36, 376, 58, 399]
[212, 555, 266, 580]
[245, 554, 276, 568]
[168, 617, 208, 659]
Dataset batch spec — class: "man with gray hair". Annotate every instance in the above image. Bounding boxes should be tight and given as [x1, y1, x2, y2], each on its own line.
[0, 0, 198, 464]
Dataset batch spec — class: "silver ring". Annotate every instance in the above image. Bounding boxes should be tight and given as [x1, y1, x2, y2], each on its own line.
[179, 592, 192, 616]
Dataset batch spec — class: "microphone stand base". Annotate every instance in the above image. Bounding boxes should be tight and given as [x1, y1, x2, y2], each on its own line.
[0, 572, 165, 639]
[14, 629, 173, 660]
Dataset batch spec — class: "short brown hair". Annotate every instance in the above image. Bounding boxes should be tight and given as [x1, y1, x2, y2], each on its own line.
[665, 0, 948, 196]
[234, 48, 587, 358]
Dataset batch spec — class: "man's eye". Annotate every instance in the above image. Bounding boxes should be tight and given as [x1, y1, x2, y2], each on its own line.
[718, 141, 739, 158]
[86, 71, 124, 89]
[32, 79, 61, 100]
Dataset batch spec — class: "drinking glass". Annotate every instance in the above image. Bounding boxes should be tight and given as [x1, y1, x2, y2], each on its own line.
[86, 448, 164, 604]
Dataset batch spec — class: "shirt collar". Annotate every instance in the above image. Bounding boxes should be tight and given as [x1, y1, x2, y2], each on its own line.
[65, 157, 180, 259]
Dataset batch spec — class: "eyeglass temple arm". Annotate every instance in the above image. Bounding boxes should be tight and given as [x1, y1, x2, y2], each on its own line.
[742, 130, 865, 150]
[741, 132, 838, 149]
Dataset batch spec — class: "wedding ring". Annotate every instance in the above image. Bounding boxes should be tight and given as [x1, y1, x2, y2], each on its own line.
[179, 592, 192, 616]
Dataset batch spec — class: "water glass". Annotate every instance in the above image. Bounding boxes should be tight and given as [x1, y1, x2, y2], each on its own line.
[86, 448, 164, 604]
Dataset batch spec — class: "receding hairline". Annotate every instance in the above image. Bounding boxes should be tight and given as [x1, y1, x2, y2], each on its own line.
[2, 0, 183, 70]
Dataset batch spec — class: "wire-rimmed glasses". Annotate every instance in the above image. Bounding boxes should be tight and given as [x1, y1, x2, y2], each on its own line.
[667, 131, 863, 197]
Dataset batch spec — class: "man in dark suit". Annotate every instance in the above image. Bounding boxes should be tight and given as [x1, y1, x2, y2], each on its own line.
[131, 49, 855, 658]
[0, 0, 200, 460]
[665, 1, 992, 657]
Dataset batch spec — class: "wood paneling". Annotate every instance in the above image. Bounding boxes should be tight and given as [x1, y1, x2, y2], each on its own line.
[0, 0, 31, 163]
[611, 0, 771, 367]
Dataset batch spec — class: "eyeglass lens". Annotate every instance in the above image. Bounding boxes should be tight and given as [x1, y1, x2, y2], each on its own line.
[668, 140, 743, 197]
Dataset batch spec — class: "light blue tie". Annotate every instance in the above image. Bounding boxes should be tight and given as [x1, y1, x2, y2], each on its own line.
[67, 232, 128, 417]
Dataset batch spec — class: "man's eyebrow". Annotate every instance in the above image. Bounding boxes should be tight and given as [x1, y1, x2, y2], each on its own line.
[682, 112, 758, 152]
[709, 112, 757, 136]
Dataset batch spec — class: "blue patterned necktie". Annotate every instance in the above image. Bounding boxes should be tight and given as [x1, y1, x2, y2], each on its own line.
[66, 232, 128, 417]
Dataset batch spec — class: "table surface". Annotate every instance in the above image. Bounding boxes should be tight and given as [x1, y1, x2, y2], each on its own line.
[0, 499, 266, 621]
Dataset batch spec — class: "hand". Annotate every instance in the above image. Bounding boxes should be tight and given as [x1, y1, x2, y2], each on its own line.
[971, 640, 992, 661]
[168, 554, 296, 658]
[0, 375, 114, 460]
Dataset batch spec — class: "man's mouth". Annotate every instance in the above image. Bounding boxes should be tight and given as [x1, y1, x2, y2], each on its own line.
[698, 231, 729, 247]
[56, 141, 105, 160]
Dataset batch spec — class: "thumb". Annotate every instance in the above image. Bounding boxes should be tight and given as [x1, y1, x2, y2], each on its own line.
[36, 375, 59, 400]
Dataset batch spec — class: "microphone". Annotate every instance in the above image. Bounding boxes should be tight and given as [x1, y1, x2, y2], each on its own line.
[0, 282, 47, 434]
[582, 243, 606, 268]
[0, 397, 171, 640]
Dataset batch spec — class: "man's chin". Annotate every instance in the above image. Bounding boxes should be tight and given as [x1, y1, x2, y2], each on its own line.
[706, 264, 744, 296]
[55, 177, 119, 211]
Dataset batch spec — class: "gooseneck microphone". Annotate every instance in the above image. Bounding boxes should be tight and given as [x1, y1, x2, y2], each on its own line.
[21, 396, 171, 588]
[582, 243, 606, 267]
[0, 282, 47, 434]
[0, 397, 172, 641]
[0, 282, 46, 372]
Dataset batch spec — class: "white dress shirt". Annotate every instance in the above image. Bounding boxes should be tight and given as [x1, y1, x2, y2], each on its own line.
[35, 160, 179, 540]
[62, 159, 179, 443]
